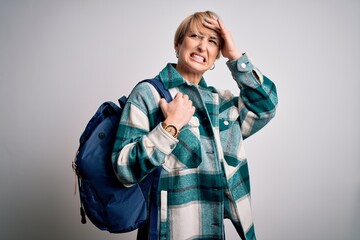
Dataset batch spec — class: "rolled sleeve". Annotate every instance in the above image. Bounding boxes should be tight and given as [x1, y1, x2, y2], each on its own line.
[146, 123, 178, 155]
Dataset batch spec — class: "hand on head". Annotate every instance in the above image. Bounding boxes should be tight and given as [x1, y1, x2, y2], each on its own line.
[202, 16, 242, 61]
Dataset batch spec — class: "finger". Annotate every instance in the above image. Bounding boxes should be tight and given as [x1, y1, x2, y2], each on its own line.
[203, 18, 220, 31]
[159, 98, 169, 117]
[216, 18, 225, 31]
[183, 94, 189, 100]
[204, 17, 216, 23]
[159, 98, 167, 108]
[205, 16, 218, 23]
[189, 100, 194, 108]
[175, 92, 183, 99]
[210, 14, 218, 20]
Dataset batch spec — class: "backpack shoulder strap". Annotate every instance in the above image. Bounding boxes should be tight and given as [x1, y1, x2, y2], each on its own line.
[143, 78, 172, 103]
[118, 78, 172, 109]
[141, 78, 172, 240]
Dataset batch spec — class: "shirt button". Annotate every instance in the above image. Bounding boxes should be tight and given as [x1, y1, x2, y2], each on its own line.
[144, 138, 154, 147]
[240, 63, 246, 69]
[224, 120, 229, 126]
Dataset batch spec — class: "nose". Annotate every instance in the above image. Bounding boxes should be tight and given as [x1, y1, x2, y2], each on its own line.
[197, 39, 207, 52]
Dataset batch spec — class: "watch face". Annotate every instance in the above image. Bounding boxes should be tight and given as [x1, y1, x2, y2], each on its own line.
[166, 125, 177, 137]
[166, 125, 176, 136]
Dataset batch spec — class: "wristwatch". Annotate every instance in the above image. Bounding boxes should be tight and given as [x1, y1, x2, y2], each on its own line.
[161, 122, 180, 138]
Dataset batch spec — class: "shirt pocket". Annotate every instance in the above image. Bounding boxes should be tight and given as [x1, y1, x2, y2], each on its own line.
[219, 117, 244, 167]
[219, 118, 234, 132]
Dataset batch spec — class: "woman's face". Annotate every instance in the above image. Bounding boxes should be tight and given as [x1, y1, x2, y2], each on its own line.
[175, 26, 220, 79]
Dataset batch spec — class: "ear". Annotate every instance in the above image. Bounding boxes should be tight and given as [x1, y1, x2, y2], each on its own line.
[174, 43, 179, 54]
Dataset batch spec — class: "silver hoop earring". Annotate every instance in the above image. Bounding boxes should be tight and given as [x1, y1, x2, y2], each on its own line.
[210, 64, 215, 70]
[176, 52, 179, 58]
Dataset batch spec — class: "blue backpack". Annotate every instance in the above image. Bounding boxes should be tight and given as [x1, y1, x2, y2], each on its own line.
[72, 79, 172, 233]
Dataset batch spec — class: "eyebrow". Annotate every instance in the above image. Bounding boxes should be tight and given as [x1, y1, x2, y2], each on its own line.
[190, 30, 219, 40]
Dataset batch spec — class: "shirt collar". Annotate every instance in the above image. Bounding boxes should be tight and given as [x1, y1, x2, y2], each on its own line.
[158, 63, 209, 89]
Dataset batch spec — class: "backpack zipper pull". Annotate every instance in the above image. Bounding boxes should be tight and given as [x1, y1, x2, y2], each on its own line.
[80, 205, 87, 224]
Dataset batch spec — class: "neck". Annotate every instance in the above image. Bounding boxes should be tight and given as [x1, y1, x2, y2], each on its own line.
[176, 64, 203, 85]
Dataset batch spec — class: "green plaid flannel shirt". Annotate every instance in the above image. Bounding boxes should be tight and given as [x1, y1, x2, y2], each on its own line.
[112, 53, 278, 240]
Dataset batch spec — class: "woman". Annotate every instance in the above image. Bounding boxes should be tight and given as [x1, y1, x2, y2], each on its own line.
[112, 11, 278, 240]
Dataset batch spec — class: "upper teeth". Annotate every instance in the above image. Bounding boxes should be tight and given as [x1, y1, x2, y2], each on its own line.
[192, 54, 205, 62]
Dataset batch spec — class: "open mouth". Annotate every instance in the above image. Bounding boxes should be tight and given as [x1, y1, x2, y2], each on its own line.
[191, 53, 206, 63]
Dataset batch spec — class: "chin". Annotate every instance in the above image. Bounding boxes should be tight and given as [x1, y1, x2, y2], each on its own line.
[190, 63, 209, 72]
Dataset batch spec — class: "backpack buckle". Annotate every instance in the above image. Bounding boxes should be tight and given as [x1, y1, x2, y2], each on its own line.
[72, 161, 77, 172]
[72, 151, 80, 176]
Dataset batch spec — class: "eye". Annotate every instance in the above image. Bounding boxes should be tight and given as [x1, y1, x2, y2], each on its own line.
[209, 39, 218, 45]
[190, 33, 200, 38]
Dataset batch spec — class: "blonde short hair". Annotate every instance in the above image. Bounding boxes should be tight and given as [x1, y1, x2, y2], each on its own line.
[174, 11, 223, 59]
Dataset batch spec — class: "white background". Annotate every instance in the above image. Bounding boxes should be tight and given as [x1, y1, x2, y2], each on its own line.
[0, 0, 359, 239]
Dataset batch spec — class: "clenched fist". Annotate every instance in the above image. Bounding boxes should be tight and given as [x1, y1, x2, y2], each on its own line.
[159, 92, 195, 130]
